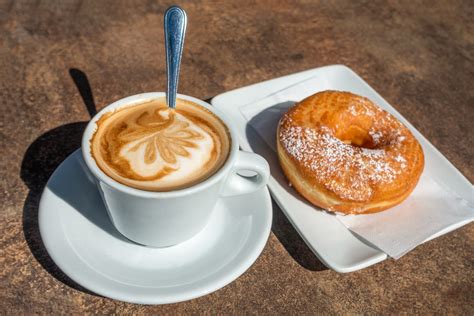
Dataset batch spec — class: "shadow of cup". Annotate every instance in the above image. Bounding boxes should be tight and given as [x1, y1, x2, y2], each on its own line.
[20, 68, 102, 295]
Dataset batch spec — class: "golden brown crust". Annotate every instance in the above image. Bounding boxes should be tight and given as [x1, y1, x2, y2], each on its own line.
[277, 90, 424, 214]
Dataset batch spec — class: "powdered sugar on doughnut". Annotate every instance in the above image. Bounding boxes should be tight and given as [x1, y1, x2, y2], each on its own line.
[279, 119, 409, 201]
[369, 130, 383, 145]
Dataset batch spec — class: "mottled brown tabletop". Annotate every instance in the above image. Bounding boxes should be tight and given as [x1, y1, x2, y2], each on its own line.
[1, 0, 473, 313]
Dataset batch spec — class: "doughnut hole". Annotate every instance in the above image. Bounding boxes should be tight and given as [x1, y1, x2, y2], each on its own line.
[321, 110, 381, 149]
[337, 124, 375, 148]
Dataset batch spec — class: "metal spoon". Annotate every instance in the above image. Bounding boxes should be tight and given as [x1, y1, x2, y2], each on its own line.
[164, 5, 187, 109]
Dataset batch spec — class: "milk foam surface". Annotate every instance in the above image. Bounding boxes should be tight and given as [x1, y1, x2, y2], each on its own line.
[119, 110, 214, 184]
[91, 98, 230, 191]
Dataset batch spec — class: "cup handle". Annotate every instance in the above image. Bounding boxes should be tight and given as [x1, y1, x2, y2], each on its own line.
[220, 151, 270, 197]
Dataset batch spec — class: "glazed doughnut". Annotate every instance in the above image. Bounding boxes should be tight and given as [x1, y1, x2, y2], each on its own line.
[277, 90, 424, 214]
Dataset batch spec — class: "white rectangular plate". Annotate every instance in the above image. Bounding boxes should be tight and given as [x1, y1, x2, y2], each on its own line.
[211, 65, 473, 272]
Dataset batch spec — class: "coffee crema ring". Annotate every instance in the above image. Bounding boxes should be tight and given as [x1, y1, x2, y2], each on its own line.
[277, 90, 424, 214]
[91, 98, 230, 191]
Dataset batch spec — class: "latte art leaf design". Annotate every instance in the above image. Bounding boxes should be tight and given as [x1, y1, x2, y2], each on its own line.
[118, 109, 203, 164]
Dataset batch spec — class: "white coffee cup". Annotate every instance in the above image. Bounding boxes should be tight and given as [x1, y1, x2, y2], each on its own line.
[81, 92, 270, 247]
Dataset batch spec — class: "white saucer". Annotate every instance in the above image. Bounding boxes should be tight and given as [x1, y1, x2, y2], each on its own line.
[38, 150, 272, 304]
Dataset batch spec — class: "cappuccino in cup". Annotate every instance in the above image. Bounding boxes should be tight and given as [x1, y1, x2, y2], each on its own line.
[82, 93, 269, 247]
[91, 98, 230, 191]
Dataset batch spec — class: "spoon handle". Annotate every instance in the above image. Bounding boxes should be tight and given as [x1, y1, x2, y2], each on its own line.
[164, 6, 187, 109]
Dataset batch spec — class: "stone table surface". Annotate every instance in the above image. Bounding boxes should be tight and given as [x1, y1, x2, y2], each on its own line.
[1, 0, 473, 313]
